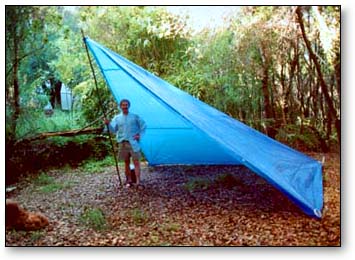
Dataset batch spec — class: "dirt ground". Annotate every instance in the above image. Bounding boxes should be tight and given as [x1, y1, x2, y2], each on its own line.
[5, 152, 340, 246]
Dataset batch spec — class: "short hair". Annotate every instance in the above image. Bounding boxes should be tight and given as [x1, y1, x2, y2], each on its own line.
[119, 99, 130, 108]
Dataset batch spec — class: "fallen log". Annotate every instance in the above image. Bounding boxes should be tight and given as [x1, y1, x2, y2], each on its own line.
[15, 127, 104, 144]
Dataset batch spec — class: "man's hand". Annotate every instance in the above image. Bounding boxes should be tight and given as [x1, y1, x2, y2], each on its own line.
[104, 119, 110, 125]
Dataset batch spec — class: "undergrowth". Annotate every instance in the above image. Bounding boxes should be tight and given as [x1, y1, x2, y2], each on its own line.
[130, 208, 149, 225]
[80, 156, 118, 174]
[34, 172, 74, 193]
[79, 207, 108, 231]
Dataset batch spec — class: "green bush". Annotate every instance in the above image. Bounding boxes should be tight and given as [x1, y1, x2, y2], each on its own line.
[80, 207, 108, 231]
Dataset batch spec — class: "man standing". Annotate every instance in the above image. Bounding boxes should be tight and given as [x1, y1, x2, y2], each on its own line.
[105, 99, 146, 187]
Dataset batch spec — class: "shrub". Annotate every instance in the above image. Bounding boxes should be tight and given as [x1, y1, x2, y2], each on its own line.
[80, 207, 108, 231]
[6, 136, 110, 185]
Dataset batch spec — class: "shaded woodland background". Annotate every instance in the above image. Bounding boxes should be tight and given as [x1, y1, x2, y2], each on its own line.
[6, 6, 340, 184]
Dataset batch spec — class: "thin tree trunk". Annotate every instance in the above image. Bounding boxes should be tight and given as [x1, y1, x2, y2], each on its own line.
[285, 41, 299, 123]
[11, 27, 20, 140]
[334, 52, 341, 99]
[261, 65, 276, 138]
[279, 64, 287, 125]
[310, 63, 318, 121]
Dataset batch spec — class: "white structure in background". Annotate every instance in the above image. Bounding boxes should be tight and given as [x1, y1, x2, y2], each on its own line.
[60, 84, 73, 110]
[44, 101, 53, 116]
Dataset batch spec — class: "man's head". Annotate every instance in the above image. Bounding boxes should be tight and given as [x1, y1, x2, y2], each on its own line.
[119, 99, 130, 114]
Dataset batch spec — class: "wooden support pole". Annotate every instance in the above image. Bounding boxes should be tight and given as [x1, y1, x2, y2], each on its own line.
[81, 30, 122, 187]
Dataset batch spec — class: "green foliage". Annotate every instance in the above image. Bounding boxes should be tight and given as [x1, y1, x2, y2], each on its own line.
[130, 208, 149, 225]
[39, 182, 70, 193]
[49, 35, 90, 89]
[72, 79, 116, 123]
[30, 230, 45, 242]
[80, 6, 192, 77]
[165, 65, 209, 101]
[33, 172, 72, 193]
[6, 6, 61, 142]
[34, 172, 73, 193]
[7, 6, 63, 98]
[80, 207, 108, 231]
[34, 172, 55, 186]
[276, 123, 323, 151]
[80, 156, 116, 174]
[15, 108, 86, 140]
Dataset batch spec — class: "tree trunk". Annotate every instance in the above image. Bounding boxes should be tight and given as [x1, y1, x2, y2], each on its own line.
[13, 62, 20, 122]
[285, 41, 299, 123]
[279, 64, 287, 126]
[11, 27, 20, 140]
[296, 6, 340, 144]
[334, 52, 341, 99]
[261, 64, 276, 138]
[310, 63, 318, 121]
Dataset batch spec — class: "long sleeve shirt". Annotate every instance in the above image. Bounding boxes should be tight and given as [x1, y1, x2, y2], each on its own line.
[106, 112, 146, 152]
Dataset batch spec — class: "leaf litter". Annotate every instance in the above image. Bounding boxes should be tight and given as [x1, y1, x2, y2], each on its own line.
[6, 153, 340, 246]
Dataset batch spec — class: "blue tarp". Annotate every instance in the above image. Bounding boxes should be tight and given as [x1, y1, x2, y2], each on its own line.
[84, 37, 323, 218]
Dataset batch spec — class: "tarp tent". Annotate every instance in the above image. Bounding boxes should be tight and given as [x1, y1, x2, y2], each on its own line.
[84, 37, 323, 218]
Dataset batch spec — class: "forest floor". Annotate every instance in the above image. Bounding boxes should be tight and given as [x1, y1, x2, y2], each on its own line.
[5, 152, 340, 246]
